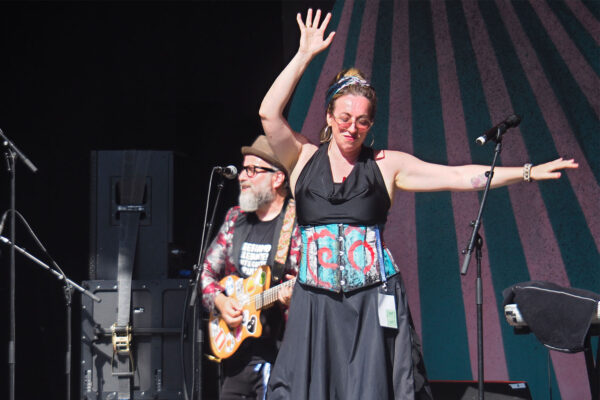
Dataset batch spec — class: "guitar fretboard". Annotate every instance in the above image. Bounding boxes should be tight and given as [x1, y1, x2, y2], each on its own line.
[252, 279, 296, 310]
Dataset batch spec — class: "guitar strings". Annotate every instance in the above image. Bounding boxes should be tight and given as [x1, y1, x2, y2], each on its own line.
[244, 279, 296, 309]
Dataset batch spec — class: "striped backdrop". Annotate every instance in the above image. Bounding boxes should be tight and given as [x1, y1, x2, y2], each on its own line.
[285, 1, 599, 399]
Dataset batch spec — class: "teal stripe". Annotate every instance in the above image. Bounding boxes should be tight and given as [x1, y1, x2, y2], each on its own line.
[410, 0, 471, 380]
[545, 0, 600, 76]
[444, 1, 494, 166]
[583, 0, 600, 20]
[343, 0, 366, 69]
[445, 3, 556, 398]
[287, 0, 345, 132]
[511, 0, 600, 185]
[481, 1, 600, 293]
[369, 0, 393, 149]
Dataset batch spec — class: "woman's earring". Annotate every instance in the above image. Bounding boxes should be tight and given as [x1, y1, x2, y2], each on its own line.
[320, 125, 333, 143]
[326, 125, 333, 141]
[368, 132, 375, 147]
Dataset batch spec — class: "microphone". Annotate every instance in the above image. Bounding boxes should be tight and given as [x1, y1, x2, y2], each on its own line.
[476, 114, 521, 146]
[215, 165, 238, 179]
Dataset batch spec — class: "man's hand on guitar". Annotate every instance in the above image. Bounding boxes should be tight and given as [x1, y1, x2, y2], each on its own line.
[215, 293, 243, 329]
[277, 274, 295, 306]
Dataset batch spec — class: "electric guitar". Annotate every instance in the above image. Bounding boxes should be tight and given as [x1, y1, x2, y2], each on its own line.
[208, 265, 296, 359]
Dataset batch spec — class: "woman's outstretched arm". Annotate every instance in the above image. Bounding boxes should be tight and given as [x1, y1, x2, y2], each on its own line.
[380, 150, 578, 193]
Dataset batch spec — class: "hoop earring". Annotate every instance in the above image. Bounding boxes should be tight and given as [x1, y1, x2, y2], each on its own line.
[321, 125, 333, 143]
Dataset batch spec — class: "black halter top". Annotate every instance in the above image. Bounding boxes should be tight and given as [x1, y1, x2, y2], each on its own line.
[294, 144, 391, 226]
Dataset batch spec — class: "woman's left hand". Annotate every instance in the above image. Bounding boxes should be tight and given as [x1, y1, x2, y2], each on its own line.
[297, 9, 335, 58]
[531, 157, 578, 181]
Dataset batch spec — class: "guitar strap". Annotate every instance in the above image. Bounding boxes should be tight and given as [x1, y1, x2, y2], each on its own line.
[111, 150, 150, 400]
[268, 198, 296, 284]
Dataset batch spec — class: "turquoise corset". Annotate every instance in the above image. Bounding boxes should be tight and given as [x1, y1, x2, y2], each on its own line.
[298, 224, 400, 292]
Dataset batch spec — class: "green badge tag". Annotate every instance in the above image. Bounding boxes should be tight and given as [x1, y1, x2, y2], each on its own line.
[386, 309, 397, 328]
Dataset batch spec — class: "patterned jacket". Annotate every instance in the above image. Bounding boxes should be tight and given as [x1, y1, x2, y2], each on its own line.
[201, 205, 301, 312]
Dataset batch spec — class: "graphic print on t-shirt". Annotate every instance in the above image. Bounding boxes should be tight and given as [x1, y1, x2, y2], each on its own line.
[239, 242, 272, 277]
[237, 214, 277, 277]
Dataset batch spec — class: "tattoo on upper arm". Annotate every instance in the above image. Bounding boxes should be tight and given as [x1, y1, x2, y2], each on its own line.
[470, 173, 488, 188]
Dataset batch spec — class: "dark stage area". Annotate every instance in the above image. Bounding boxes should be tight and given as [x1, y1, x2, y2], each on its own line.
[0, 1, 333, 399]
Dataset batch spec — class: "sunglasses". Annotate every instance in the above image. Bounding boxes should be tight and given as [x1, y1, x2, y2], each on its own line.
[332, 114, 373, 131]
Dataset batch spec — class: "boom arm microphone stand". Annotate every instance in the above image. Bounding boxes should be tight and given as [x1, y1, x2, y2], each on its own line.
[460, 124, 510, 400]
[1, 128, 37, 400]
[0, 210, 101, 400]
[0, 233, 101, 400]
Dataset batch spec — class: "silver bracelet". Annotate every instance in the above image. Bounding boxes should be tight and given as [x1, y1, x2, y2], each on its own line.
[523, 163, 533, 182]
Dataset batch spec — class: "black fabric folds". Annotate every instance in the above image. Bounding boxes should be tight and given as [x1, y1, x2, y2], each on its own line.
[267, 275, 432, 400]
[294, 144, 390, 226]
[503, 281, 600, 353]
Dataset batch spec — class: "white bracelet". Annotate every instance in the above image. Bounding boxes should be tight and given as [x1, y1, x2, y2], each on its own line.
[523, 163, 533, 182]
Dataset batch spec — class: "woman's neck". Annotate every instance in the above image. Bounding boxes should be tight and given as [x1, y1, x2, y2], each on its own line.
[328, 140, 361, 164]
[328, 140, 360, 182]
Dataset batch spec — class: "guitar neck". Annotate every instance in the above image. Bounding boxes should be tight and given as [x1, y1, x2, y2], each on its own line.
[254, 279, 296, 310]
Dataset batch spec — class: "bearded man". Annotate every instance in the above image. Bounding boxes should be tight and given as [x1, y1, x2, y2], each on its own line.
[201, 135, 300, 400]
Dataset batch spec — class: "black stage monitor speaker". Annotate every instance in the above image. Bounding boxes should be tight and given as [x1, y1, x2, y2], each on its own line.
[430, 380, 533, 400]
[80, 279, 192, 400]
[89, 150, 173, 280]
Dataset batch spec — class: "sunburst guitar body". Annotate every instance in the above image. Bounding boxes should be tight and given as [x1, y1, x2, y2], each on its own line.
[208, 265, 295, 359]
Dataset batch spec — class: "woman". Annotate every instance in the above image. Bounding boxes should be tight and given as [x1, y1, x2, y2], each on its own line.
[259, 9, 578, 400]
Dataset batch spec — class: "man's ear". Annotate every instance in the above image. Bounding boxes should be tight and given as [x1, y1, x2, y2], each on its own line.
[272, 170, 286, 190]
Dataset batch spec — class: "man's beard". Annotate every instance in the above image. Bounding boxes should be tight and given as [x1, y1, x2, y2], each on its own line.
[239, 179, 275, 212]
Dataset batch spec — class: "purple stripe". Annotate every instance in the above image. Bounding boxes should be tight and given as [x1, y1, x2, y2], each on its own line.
[496, 0, 600, 260]
[463, 1, 591, 397]
[301, 0, 355, 143]
[431, 0, 509, 381]
[565, 0, 600, 46]
[529, 0, 600, 116]
[353, 0, 379, 74]
[385, 0, 422, 337]
[388, 0, 412, 152]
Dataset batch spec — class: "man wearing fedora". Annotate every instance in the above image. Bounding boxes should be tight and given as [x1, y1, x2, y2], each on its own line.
[201, 135, 300, 400]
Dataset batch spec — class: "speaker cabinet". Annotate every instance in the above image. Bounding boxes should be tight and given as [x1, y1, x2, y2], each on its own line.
[89, 150, 173, 280]
[80, 279, 192, 400]
[430, 380, 532, 400]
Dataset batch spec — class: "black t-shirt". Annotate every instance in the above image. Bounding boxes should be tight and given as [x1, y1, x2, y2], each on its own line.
[238, 214, 278, 277]
[225, 213, 283, 374]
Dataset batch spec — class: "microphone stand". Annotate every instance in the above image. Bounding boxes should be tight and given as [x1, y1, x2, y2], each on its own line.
[1, 128, 37, 400]
[0, 235, 101, 400]
[461, 136, 504, 400]
[187, 170, 229, 400]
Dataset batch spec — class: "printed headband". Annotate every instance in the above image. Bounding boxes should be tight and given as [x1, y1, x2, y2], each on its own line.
[325, 76, 371, 108]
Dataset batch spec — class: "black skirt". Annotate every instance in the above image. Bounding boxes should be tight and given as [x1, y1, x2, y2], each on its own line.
[267, 273, 432, 400]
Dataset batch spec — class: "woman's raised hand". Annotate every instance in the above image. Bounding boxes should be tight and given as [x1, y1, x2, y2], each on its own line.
[297, 9, 335, 58]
